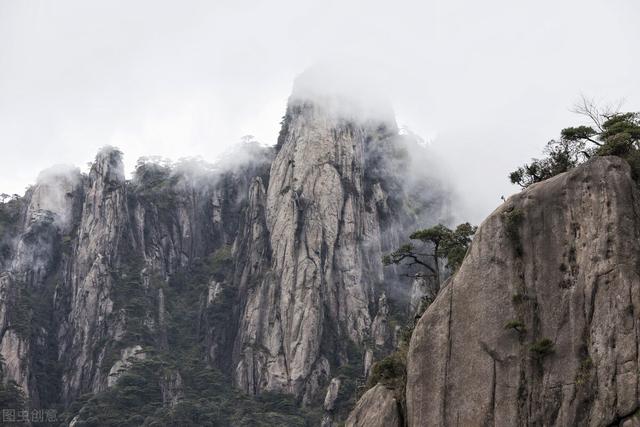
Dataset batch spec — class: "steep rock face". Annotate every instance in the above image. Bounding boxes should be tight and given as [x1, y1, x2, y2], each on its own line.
[323, 377, 342, 412]
[0, 165, 83, 405]
[232, 94, 409, 400]
[129, 160, 257, 277]
[0, 145, 274, 406]
[372, 292, 393, 350]
[58, 148, 129, 401]
[0, 82, 449, 423]
[345, 384, 402, 427]
[406, 156, 640, 426]
[0, 330, 30, 396]
[107, 345, 146, 387]
[128, 151, 272, 373]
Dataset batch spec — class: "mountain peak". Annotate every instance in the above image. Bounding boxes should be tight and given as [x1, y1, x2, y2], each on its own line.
[91, 145, 125, 184]
[289, 64, 395, 124]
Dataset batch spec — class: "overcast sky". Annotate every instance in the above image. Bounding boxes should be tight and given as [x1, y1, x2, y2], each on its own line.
[1, 0, 638, 223]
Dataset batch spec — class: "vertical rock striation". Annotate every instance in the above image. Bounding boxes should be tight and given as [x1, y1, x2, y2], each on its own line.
[0, 144, 276, 405]
[406, 156, 640, 426]
[232, 83, 415, 401]
[58, 148, 129, 401]
[0, 164, 83, 406]
[0, 80, 449, 423]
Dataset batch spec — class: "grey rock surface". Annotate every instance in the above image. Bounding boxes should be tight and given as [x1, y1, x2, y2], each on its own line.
[232, 94, 411, 399]
[323, 377, 342, 411]
[345, 384, 401, 427]
[59, 147, 128, 401]
[406, 156, 640, 426]
[0, 82, 449, 419]
[372, 292, 392, 349]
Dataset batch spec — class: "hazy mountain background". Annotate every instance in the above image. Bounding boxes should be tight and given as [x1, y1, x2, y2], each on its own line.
[2, 0, 639, 223]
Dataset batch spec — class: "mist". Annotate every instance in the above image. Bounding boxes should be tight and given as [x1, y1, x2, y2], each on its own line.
[1, 0, 639, 224]
[29, 164, 82, 230]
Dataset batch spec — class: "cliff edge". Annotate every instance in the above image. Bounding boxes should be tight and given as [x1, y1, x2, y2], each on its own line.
[406, 156, 640, 426]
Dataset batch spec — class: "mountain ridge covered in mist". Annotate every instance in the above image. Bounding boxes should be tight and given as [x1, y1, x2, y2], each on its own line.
[2, 70, 640, 427]
[0, 80, 451, 426]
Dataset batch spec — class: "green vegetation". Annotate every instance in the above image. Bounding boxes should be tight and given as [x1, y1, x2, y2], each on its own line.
[363, 323, 412, 418]
[208, 245, 233, 280]
[61, 234, 73, 254]
[0, 196, 21, 227]
[503, 208, 524, 256]
[63, 352, 311, 426]
[383, 223, 477, 288]
[276, 112, 292, 150]
[0, 355, 27, 418]
[0, 381, 26, 416]
[509, 139, 582, 188]
[575, 357, 593, 385]
[327, 340, 366, 422]
[0, 196, 23, 261]
[504, 320, 526, 333]
[109, 256, 157, 350]
[510, 98, 640, 187]
[362, 300, 421, 416]
[63, 240, 319, 426]
[9, 285, 34, 339]
[132, 157, 180, 210]
[166, 255, 231, 350]
[377, 222, 478, 413]
[409, 223, 477, 271]
[19, 281, 62, 410]
[2, 271, 63, 411]
[367, 352, 406, 392]
[530, 338, 555, 358]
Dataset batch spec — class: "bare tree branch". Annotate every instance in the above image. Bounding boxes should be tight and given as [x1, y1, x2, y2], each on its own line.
[572, 94, 624, 132]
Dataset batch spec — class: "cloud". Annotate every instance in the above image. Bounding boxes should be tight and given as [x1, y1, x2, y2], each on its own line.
[1, 0, 639, 224]
[30, 164, 82, 230]
[290, 61, 395, 123]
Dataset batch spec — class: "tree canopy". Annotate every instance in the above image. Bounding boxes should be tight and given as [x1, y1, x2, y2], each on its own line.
[510, 98, 640, 188]
[383, 222, 477, 284]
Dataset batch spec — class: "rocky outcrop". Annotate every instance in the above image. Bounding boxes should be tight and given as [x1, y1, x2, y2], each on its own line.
[0, 79, 449, 423]
[0, 144, 275, 406]
[0, 330, 30, 394]
[323, 377, 342, 411]
[0, 165, 84, 406]
[406, 156, 640, 426]
[345, 384, 402, 427]
[58, 148, 129, 401]
[372, 292, 392, 350]
[107, 345, 146, 387]
[231, 87, 413, 400]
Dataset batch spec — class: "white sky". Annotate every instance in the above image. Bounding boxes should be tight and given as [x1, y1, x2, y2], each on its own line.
[1, 0, 638, 223]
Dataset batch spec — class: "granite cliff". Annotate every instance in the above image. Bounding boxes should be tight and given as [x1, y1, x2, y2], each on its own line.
[406, 156, 640, 426]
[348, 155, 640, 427]
[0, 78, 449, 425]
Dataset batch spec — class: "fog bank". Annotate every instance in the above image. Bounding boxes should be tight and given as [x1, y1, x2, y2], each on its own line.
[1, 0, 639, 223]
